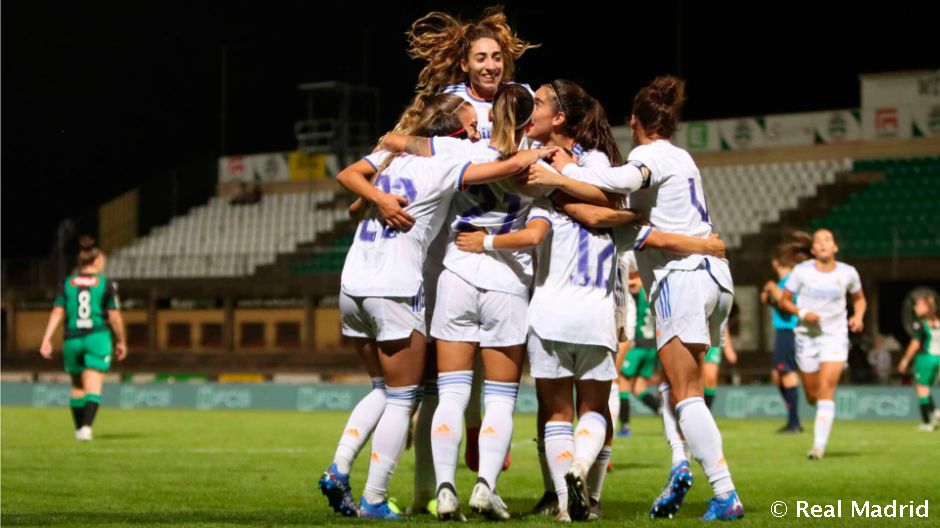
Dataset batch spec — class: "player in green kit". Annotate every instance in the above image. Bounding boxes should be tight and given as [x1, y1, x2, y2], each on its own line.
[702, 327, 737, 409]
[40, 237, 127, 441]
[616, 275, 663, 437]
[898, 291, 940, 431]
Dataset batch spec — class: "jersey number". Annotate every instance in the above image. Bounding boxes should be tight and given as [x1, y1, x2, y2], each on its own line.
[569, 225, 615, 289]
[456, 185, 521, 234]
[359, 175, 417, 241]
[688, 178, 711, 224]
[77, 290, 93, 329]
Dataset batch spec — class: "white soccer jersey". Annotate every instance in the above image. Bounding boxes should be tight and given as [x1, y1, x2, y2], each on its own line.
[785, 260, 862, 338]
[340, 152, 466, 298]
[561, 139, 731, 298]
[442, 82, 533, 142]
[528, 201, 618, 350]
[430, 135, 536, 296]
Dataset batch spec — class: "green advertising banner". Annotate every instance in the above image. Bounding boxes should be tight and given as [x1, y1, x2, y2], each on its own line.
[1, 383, 933, 420]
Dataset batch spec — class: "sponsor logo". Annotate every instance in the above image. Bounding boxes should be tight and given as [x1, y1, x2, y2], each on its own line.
[481, 426, 497, 436]
[196, 387, 252, 410]
[827, 113, 848, 141]
[555, 451, 574, 462]
[32, 385, 71, 407]
[687, 122, 710, 150]
[874, 108, 899, 138]
[119, 386, 172, 409]
[371, 452, 380, 463]
[732, 120, 753, 148]
[576, 428, 592, 437]
[296, 387, 355, 411]
[71, 276, 100, 288]
[433, 424, 452, 436]
[344, 428, 361, 440]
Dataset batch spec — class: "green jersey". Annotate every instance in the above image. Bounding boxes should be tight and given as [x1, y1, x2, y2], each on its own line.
[635, 287, 656, 348]
[913, 318, 940, 357]
[54, 273, 120, 339]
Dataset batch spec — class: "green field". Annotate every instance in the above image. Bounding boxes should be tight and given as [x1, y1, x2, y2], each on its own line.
[2, 407, 938, 527]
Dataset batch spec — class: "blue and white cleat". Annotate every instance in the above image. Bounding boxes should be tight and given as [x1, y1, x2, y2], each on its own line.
[649, 461, 693, 518]
[318, 463, 359, 517]
[359, 497, 404, 520]
[701, 491, 744, 521]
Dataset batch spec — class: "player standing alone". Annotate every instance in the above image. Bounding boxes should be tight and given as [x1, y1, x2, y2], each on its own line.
[40, 236, 127, 441]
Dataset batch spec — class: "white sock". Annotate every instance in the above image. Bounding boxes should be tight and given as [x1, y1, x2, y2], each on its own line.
[588, 446, 612, 503]
[813, 399, 835, 452]
[477, 381, 518, 490]
[363, 385, 418, 504]
[545, 421, 574, 511]
[333, 377, 386, 474]
[659, 382, 688, 466]
[538, 439, 554, 493]
[431, 371, 473, 490]
[608, 382, 620, 424]
[413, 380, 438, 505]
[573, 411, 607, 470]
[676, 396, 735, 497]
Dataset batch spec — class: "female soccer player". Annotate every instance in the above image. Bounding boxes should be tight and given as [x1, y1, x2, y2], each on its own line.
[406, 6, 537, 140]
[381, 83, 543, 521]
[760, 232, 812, 433]
[527, 76, 745, 521]
[898, 291, 940, 431]
[39, 236, 127, 441]
[778, 229, 867, 460]
[319, 92, 554, 519]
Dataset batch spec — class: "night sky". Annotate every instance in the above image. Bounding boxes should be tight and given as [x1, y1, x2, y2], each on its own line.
[3, 1, 937, 257]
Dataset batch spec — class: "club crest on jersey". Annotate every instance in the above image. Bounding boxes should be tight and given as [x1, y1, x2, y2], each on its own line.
[71, 276, 100, 288]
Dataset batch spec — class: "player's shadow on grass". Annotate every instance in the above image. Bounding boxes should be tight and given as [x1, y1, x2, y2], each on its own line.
[93, 432, 149, 440]
[1, 511, 347, 526]
[818, 450, 861, 458]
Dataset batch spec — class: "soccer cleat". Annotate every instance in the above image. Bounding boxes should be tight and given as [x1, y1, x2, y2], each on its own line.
[502, 450, 512, 471]
[917, 423, 935, 432]
[931, 409, 940, 428]
[777, 424, 804, 434]
[554, 509, 572, 522]
[75, 426, 93, 441]
[318, 464, 358, 517]
[806, 447, 824, 460]
[531, 491, 559, 516]
[701, 491, 744, 521]
[435, 484, 466, 522]
[359, 497, 403, 520]
[588, 499, 602, 520]
[649, 461, 693, 518]
[469, 481, 511, 521]
[406, 498, 436, 516]
[616, 425, 632, 438]
[564, 461, 590, 521]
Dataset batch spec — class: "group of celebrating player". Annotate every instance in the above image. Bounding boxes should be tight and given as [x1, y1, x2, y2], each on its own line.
[36, 4, 939, 525]
[318, 6, 742, 522]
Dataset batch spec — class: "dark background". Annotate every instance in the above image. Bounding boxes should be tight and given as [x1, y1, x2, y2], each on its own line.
[3, 1, 938, 257]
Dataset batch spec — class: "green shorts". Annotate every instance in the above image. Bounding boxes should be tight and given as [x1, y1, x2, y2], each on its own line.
[622, 347, 658, 379]
[63, 331, 113, 376]
[704, 346, 722, 365]
[913, 354, 940, 387]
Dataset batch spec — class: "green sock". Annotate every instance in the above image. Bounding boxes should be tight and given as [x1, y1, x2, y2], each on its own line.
[82, 394, 102, 427]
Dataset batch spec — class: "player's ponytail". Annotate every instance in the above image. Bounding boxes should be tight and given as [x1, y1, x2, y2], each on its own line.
[374, 93, 468, 175]
[632, 75, 687, 139]
[489, 83, 534, 156]
[546, 80, 623, 165]
[77, 235, 101, 268]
